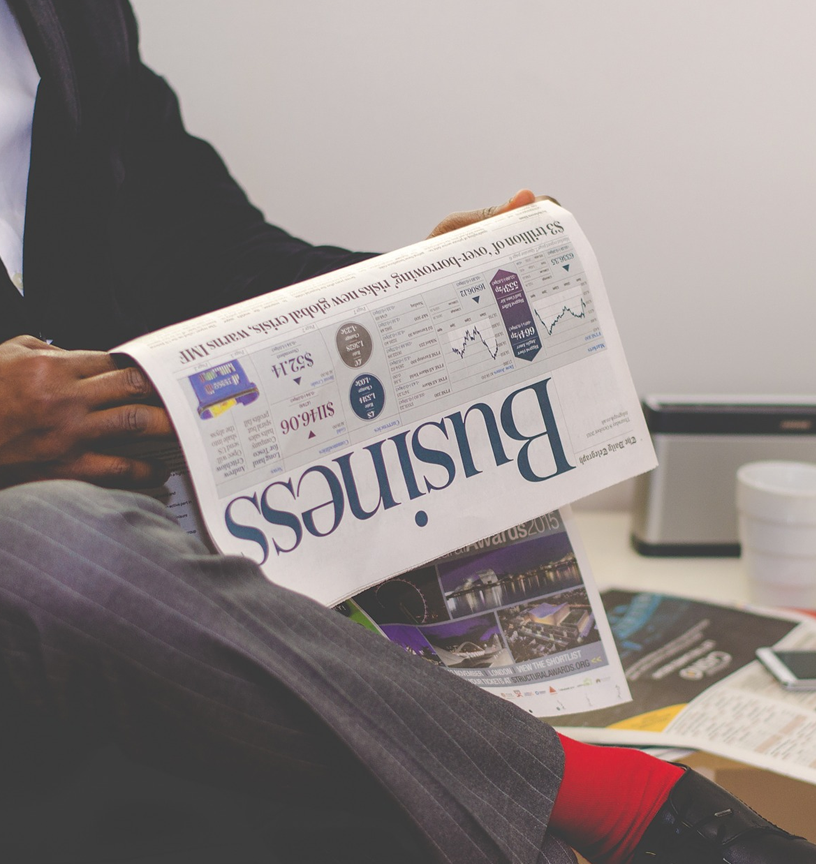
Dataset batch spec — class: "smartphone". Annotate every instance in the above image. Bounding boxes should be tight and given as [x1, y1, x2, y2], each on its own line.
[756, 648, 816, 691]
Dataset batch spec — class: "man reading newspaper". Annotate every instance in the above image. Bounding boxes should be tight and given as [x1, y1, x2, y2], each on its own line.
[0, 2, 813, 862]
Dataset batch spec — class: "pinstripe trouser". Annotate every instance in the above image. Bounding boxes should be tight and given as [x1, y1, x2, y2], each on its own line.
[0, 481, 576, 864]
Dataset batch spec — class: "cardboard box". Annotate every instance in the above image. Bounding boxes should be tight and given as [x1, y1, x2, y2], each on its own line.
[684, 751, 816, 840]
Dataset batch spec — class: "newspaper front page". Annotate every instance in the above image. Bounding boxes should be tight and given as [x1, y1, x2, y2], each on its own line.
[555, 590, 816, 784]
[117, 201, 656, 607]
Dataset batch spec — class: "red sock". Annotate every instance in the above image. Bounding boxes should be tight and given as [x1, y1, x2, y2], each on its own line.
[549, 734, 684, 864]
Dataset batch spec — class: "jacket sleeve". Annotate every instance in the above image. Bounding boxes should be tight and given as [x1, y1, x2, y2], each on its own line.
[107, 60, 376, 334]
[13, 0, 376, 348]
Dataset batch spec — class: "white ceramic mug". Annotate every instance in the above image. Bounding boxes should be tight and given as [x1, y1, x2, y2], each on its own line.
[736, 460, 816, 608]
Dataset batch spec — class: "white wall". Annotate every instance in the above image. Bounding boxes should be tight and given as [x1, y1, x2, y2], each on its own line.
[132, 0, 816, 400]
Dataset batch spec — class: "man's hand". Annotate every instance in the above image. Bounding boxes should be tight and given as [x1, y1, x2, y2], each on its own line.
[427, 189, 559, 238]
[0, 335, 174, 490]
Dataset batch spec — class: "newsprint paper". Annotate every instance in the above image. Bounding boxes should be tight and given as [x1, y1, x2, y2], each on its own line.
[556, 590, 816, 785]
[117, 201, 655, 604]
[340, 506, 629, 719]
[116, 201, 654, 715]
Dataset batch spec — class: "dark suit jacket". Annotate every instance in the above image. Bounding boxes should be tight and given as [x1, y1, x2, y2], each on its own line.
[3, 0, 370, 349]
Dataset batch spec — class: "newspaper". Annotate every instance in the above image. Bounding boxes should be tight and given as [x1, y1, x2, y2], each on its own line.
[130, 451, 631, 715]
[116, 200, 656, 607]
[554, 590, 816, 785]
[339, 506, 631, 716]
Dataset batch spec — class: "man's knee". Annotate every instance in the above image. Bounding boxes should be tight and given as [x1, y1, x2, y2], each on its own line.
[0, 480, 200, 597]
[0, 479, 170, 547]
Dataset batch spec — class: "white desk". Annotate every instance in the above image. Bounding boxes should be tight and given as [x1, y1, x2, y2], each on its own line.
[573, 509, 751, 605]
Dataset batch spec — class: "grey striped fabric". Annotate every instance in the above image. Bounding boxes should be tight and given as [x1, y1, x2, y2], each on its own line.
[0, 481, 576, 864]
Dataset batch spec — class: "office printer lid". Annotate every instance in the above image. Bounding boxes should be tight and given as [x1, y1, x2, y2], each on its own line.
[642, 394, 816, 435]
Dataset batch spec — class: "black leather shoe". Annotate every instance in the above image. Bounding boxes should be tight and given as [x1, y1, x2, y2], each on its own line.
[632, 766, 816, 863]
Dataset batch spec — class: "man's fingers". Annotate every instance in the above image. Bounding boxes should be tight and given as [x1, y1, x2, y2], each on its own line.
[83, 403, 174, 441]
[0, 338, 173, 488]
[69, 350, 120, 378]
[4, 336, 122, 379]
[52, 452, 172, 489]
[35, 344, 120, 378]
[0, 451, 172, 491]
[488, 188, 537, 218]
[427, 188, 554, 239]
[81, 365, 159, 407]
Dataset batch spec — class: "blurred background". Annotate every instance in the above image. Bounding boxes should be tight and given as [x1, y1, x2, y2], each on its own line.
[132, 0, 815, 403]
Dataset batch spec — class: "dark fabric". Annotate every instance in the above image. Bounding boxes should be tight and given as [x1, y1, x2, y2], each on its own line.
[0, 482, 571, 864]
[0, 4, 575, 862]
[4, 0, 373, 349]
[0, 260, 24, 333]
